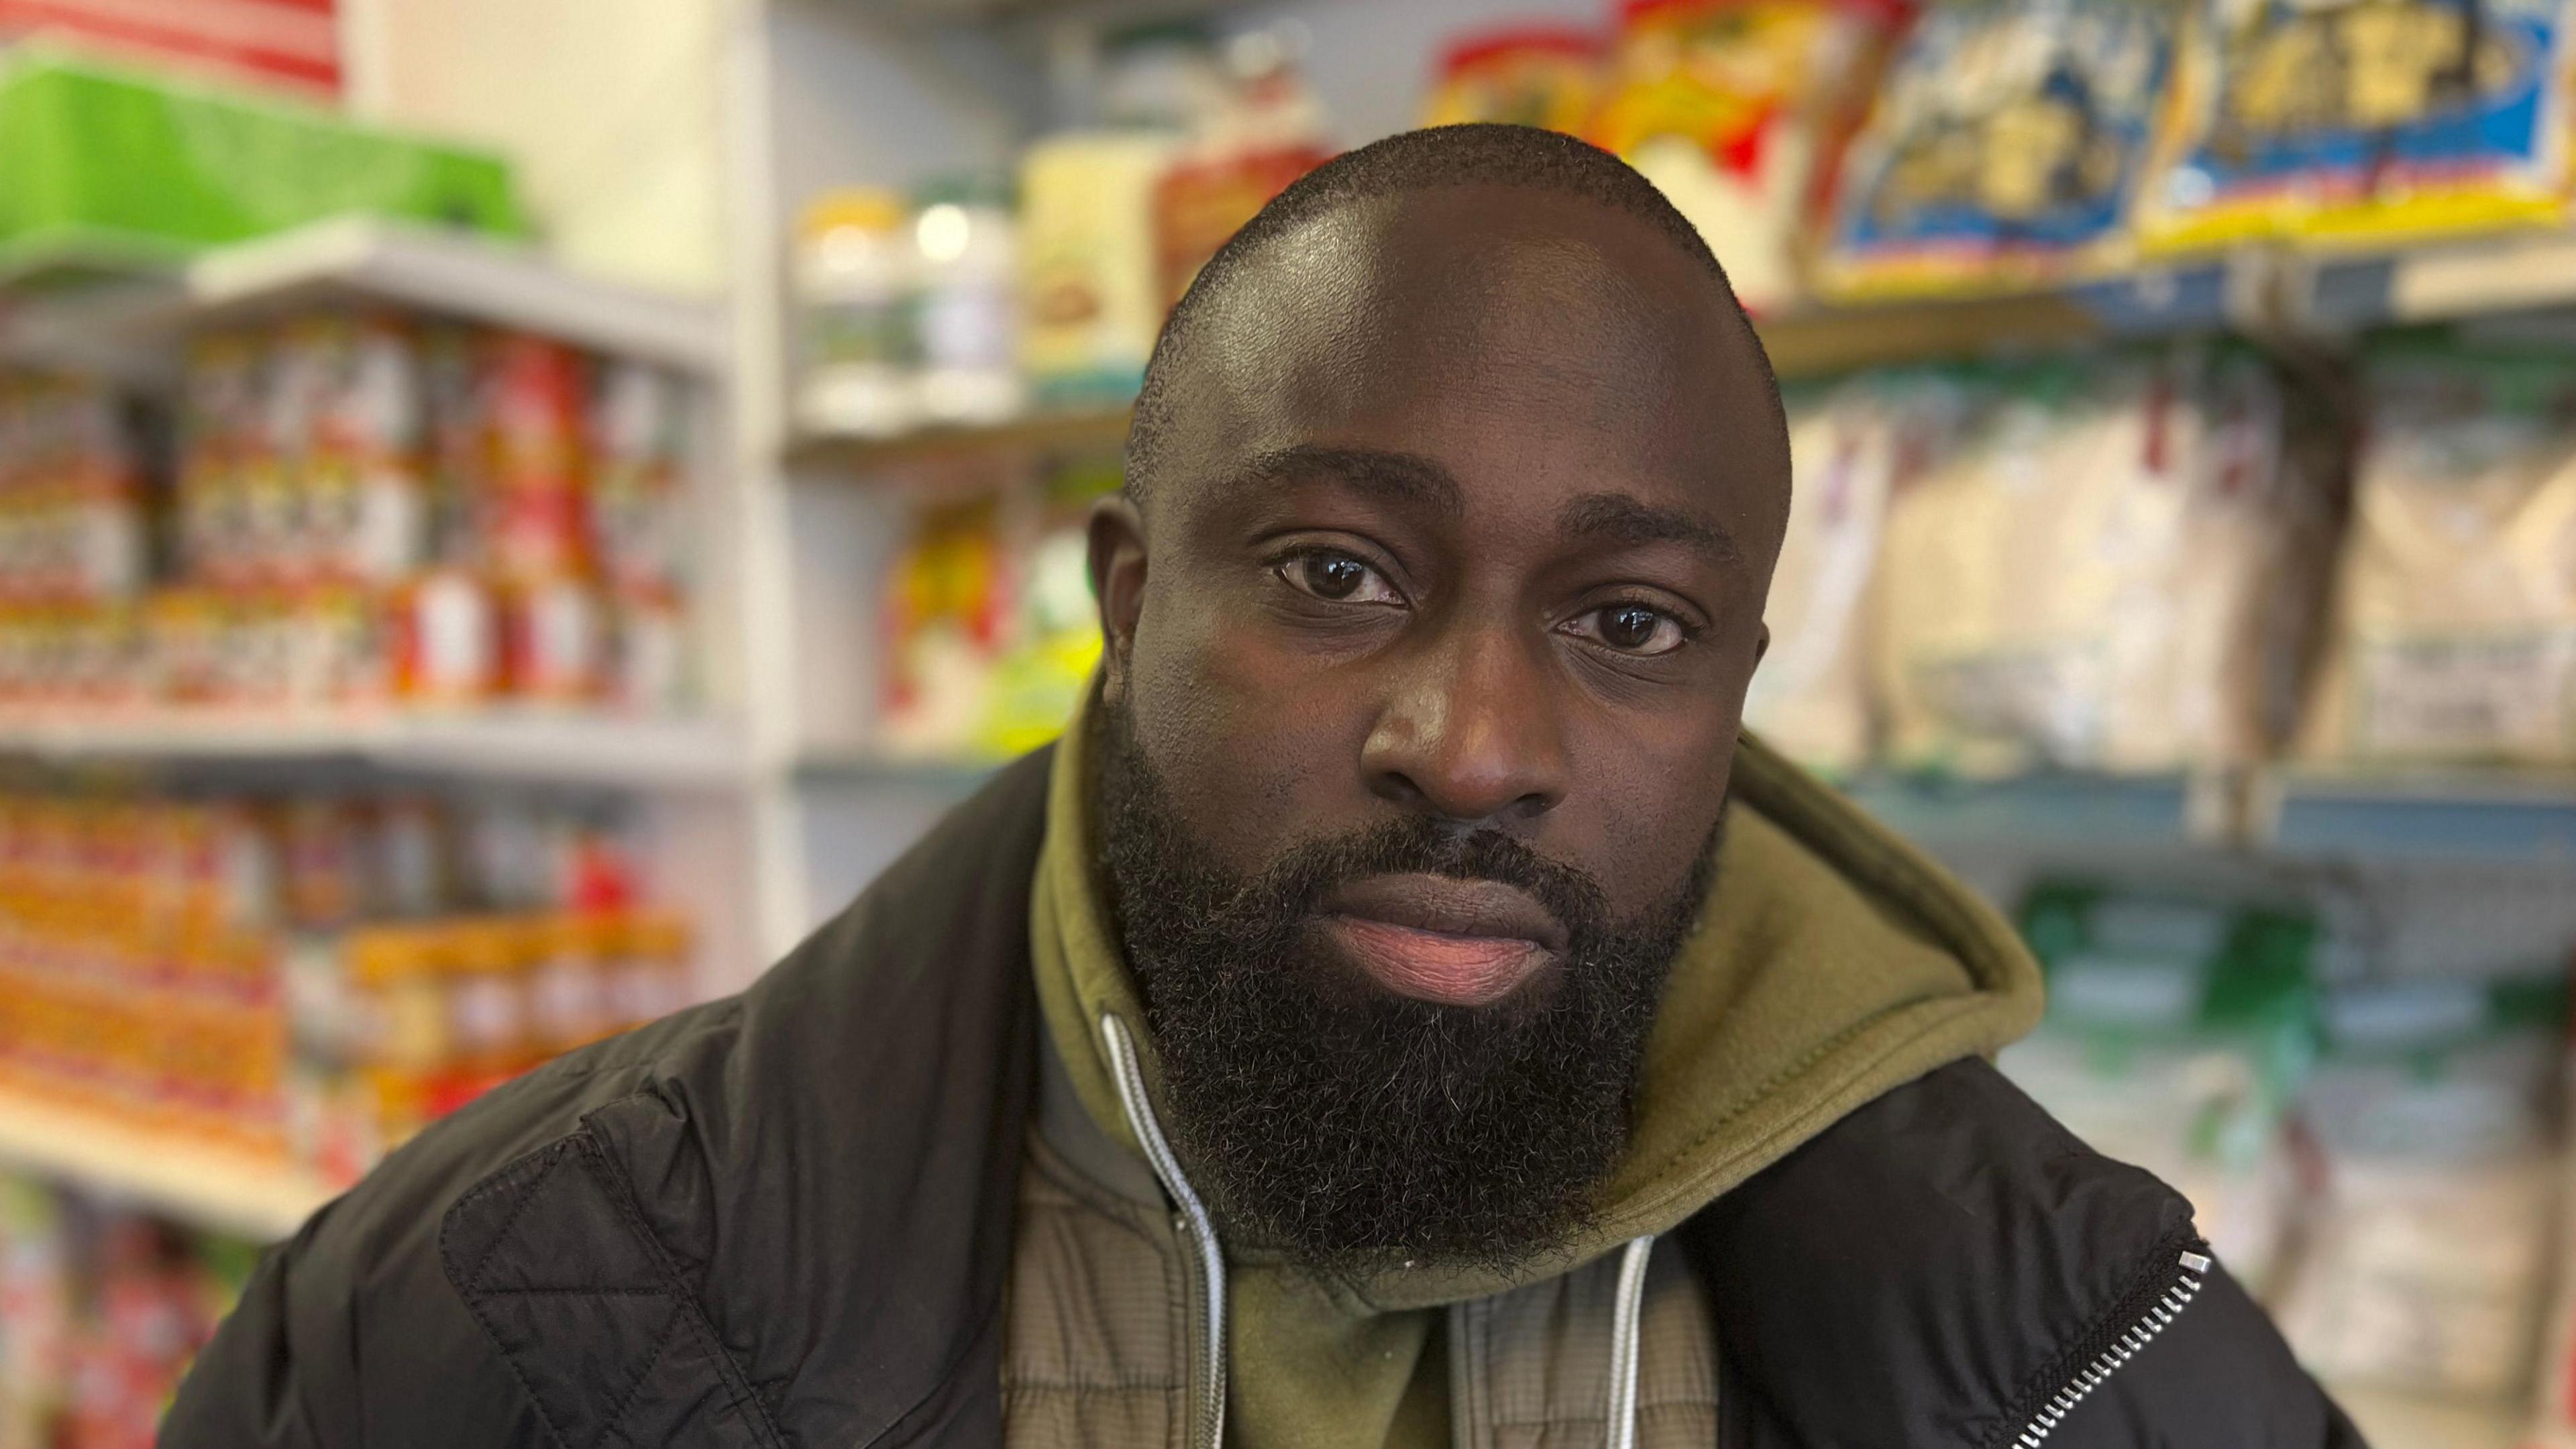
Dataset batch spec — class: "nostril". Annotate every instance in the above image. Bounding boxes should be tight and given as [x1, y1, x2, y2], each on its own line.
[1371, 767, 1428, 806]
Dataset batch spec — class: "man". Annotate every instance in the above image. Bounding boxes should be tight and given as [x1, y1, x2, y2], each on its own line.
[166, 125, 2361, 1448]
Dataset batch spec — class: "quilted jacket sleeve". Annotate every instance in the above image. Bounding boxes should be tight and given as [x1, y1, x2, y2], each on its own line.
[161, 1193, 553, 1449]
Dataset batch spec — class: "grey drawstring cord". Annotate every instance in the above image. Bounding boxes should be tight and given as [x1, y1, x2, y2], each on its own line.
[1103, 1010, 1655, 1449]
[1102, 1014, 1227, 1449]
[1605, 1235, 1655, 1449]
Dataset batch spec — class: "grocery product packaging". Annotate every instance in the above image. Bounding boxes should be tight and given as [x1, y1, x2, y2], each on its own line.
[2306, 338, 2576, 765]
[876, 459, 1120, 763]
[0, 308, 696, 718]
[1816, 0, 2180, 299]
[0, 1179, 68, 1449]
[2273, 977, 2565, 1400]
[2142, 0, 2576, 252]
[877, 496, 1007, 761]
[1742, 374, 1901, 771]
[794, 189, 919, 438]
[1150, 29, 1335, 311]
[911, 174, 1023, 427]
[1018, 133, 1177, 411]
[1423, 24, 1607, 136]
[0, 50, 524, 277]
[1872, 345, 2339, 773]
[979, 462, 1118, 757]
[2003, 883, 2321, 1293]
[1592, 0, 1898, 311]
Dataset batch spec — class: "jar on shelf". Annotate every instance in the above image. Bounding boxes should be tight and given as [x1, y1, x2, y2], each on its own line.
[389, 564, 496, 704]
[606, 909, 693, 1030]
[794, 189, 919, 439]
[341, 924, 449, 1074]
[444, 916, 531, 1078]
[529, 910, 609, 1054]
[1018, 132, 1176, 411]
[498, 572, 604, 703]
[911, 174, 1023, 427]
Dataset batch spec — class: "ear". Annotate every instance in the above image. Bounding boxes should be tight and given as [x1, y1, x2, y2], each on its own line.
[1752, 619, 1770, 669]
[1088, 492, 1149, 706]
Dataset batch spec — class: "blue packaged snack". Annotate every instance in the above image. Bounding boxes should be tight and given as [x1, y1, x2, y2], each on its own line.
[1817, 0, 2180, 299]
[2143, 0, 2576, 250]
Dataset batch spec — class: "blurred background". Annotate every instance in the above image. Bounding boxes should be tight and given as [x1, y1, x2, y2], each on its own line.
[0, 0, 2565, 1444]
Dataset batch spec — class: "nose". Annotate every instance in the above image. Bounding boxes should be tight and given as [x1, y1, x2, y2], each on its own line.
[1360, 616, 1567, 826]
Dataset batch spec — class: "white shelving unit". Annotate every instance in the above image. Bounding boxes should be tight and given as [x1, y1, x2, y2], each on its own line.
[0, 211, 782, 1236]
[180, 219, 733, 374]
[0, 710, 750, 788]
[0, 1090, 333, 1242]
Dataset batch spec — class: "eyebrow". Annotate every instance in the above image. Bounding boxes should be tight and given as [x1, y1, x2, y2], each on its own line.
[1240, 444, 1464, 515]
[1557, 492, 1743, 566]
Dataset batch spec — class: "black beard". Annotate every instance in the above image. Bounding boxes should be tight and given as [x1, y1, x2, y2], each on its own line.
[1095, 700, 1718, 1273]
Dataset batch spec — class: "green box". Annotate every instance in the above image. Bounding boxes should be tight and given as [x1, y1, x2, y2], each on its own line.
[0, 49, 527, 281]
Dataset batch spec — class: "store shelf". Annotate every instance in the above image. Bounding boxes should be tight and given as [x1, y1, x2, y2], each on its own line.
[0, 710, 749, 788]
[786, 406, 1135, 473]
[794, 751, 1001, 793]
[177, 219, 732, 374]
[1758, 261, 2246, 378]
[1841, 769, 2231, 851]
[2261, 769, 2576, 861]
[783, 263, 2251, 473]
[2296, 229, 2576, 332]
[5, 220, 731, 381]
[0, 1089, 333, 1241]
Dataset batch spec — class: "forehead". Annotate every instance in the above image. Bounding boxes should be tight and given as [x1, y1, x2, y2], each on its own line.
[1158, 186, 1787, 537]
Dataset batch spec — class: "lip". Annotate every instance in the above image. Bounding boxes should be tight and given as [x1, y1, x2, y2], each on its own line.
[1316, 873, 1568, 1007]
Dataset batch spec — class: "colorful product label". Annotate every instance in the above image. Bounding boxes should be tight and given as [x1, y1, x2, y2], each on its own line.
[2145, 0, 2576, 249]
[1821, 0, 2177, 297]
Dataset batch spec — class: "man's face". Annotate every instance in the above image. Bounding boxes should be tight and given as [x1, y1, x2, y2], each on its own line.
[1089, 185, 1787, 1266]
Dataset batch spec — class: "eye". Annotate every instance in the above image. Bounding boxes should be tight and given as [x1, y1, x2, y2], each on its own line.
[1563, 602, 1688, 657]
[1279, 549, 1403, 606]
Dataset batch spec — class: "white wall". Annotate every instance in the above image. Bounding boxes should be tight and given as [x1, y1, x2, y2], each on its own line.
[350, 0, 736, 295]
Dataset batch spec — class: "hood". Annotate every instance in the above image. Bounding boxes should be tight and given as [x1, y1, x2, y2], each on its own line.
[1027, 686, 2045, 1443]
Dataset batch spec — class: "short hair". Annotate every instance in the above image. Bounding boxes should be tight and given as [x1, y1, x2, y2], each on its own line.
[1124, 123, 1784, 500]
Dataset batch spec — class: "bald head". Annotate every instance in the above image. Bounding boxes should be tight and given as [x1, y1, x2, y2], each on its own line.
[1126, 122, 1788, 524]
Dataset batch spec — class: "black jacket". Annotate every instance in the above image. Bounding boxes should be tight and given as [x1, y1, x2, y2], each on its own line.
[164, 749, 2365, 1448]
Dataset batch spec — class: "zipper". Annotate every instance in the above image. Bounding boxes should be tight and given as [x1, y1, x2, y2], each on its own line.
[2009, 1242, 2212, 1448]
[1101, 1014, 1227, 1449]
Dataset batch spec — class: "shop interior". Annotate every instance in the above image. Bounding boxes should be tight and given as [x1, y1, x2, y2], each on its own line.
[0, 0, 2570, 1444]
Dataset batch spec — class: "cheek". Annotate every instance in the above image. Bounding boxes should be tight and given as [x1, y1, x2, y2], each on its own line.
[1120, 578, 1373, 876]
[1574, 716, 1737, 922]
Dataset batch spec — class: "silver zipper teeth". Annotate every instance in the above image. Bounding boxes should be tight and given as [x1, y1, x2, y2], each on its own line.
[1101, 1014, 1226, 1449]
[2014, 1252, 2212, 1448]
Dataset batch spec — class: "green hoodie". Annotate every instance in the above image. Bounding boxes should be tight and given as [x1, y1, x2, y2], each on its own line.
[1026, 690, 2044, 1448]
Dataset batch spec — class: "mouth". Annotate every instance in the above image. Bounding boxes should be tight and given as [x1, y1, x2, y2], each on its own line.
[1316, 873, 1568, 1008]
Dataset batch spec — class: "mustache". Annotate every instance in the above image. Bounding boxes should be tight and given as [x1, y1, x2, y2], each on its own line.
[1242, 814, 1613, 946]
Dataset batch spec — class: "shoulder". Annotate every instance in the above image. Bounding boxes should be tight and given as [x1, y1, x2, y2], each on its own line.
[332, 743, 1058, 1277]
[166, 748, 1057, 1448]
[1689, 1058, 2359, 1448]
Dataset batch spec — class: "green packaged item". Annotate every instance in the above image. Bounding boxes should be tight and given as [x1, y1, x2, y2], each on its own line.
[0, 49, 526, 281]
[2003, 881, 2322, 1293]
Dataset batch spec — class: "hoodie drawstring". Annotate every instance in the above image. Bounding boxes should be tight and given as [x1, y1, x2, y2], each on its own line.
[1103, 1014, 1228, 1449]
[1605, 1234, 1655, 1449]
[1102, 1011, 1656, 1449]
